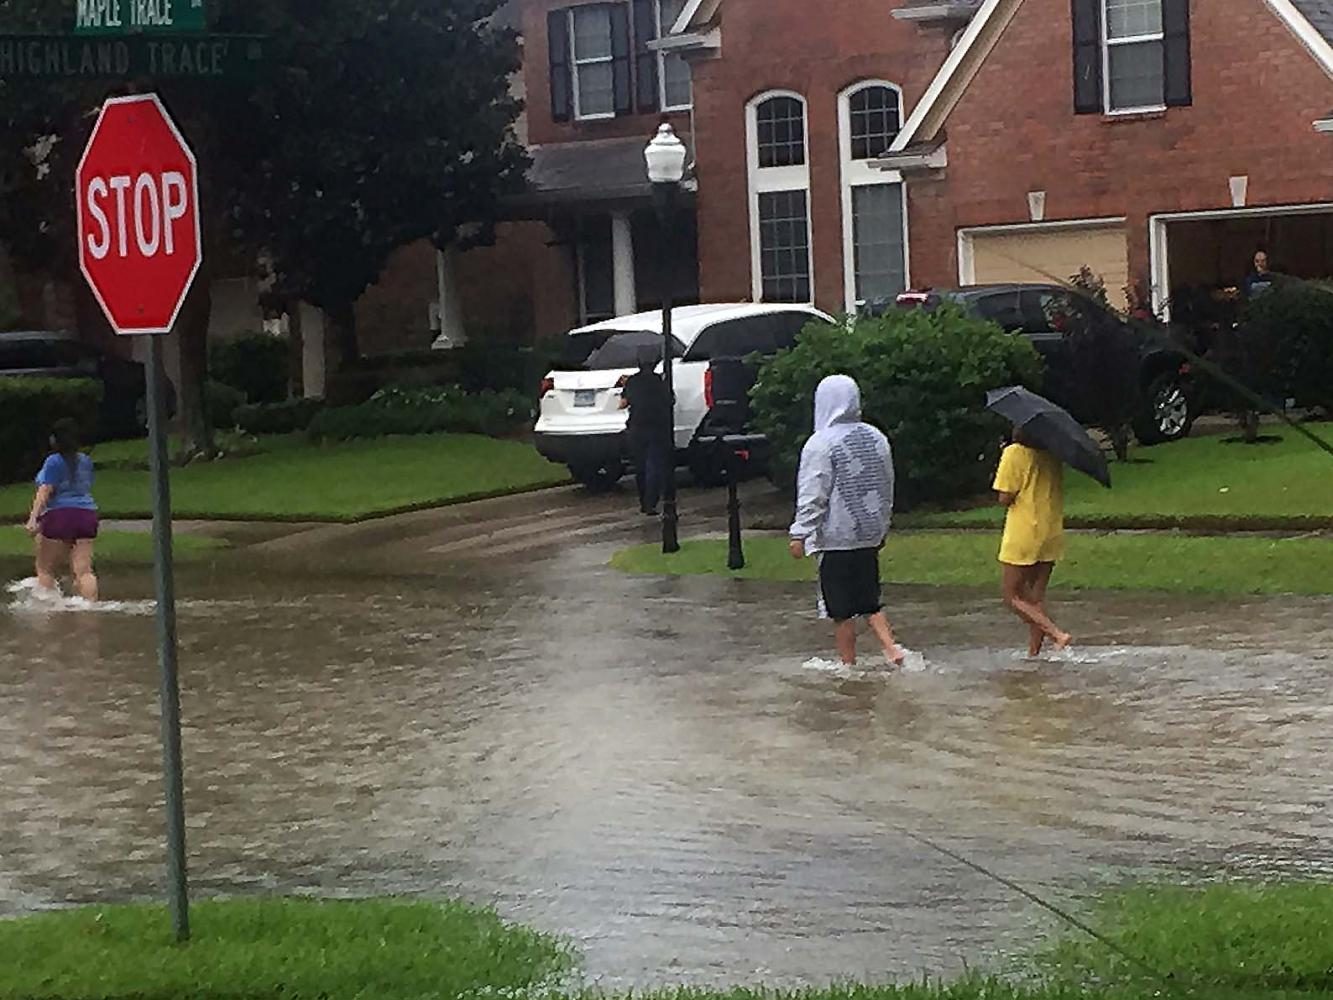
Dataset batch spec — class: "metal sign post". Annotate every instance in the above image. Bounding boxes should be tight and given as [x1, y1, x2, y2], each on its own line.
[76, 93, 202, 943]
[145, 333, 189, 942]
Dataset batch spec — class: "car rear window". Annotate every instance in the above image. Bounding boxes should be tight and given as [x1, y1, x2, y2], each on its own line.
[575, 331, 685, 371]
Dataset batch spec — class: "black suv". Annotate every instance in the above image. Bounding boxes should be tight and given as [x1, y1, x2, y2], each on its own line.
[877, 284, 1197, 444]
[0, 330, 172, 438]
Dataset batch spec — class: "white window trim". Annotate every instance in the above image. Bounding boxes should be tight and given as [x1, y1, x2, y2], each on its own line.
[569, 7, 617, 121]
[656, 0, 693, 111]
[1100, 0, 1166, 115]
[838, 81, 910, 312]
[747, 90, 814, 304]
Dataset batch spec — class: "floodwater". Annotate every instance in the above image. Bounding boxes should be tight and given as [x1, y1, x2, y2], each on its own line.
[1, 493, 1332, 988]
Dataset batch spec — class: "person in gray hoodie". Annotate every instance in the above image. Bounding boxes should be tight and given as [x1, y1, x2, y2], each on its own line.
[788, 374, 904, 667]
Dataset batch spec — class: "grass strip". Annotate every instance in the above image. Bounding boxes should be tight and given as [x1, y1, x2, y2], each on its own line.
[3, 885, 1333, 998]
[611, 532, 1333, 595]
[906, 426, 1333, 530]
[0, 434, 567, 523]
[0, 526, 226, 563]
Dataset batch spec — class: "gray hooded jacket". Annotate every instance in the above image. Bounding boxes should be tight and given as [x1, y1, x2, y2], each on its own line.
[789, 375, 895, 554]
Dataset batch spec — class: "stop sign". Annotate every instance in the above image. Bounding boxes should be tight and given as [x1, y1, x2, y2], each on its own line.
[77, 94, 202, 336]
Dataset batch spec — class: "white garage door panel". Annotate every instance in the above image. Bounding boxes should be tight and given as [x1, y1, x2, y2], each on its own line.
[968, 226, 1129, 307]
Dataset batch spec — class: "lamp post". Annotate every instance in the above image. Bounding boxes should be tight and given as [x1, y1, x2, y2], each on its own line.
[645, 122, 687, 554]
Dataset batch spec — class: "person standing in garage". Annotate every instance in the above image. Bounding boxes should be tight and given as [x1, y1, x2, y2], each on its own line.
[619, 350, 673, 516]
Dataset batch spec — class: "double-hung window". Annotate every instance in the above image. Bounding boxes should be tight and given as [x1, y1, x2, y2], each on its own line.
[549, 4, 632, 122]
[657, 0, 692, 110]
[839, 82, 908, 311]
[571, 6, 616, 118]
[1073, 0, 1190, 115]
[747, 93, 812, 303]
[1103, 0, 1164, 112]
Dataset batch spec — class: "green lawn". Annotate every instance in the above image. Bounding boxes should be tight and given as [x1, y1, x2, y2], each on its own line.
[0, 434, 567, 523]
[0, 526, 226, 563]
[2, 885, 1332, 999]
[904, 424, 1333, 531]
[613, 531, 1333, 595]
[0, 898, 572, 1000]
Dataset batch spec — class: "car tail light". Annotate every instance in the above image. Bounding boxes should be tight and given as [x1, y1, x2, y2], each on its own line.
[539, 376, 554, 396]
[1178, 363, 1192, 375]
[704, 366, 715, 409]
[896, 291, 931, 306]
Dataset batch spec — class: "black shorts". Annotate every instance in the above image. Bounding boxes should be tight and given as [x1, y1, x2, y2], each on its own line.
[818, 548, 882, 622]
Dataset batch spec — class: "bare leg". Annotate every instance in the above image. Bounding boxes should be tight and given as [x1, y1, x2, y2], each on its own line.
[1002, 564, 1071, 650]
[866, 611, 906, 666]
[71, 539, 98, 602]
[834, 619, 857, 666]
[35, 537, 67, 594]
[1026, 562, 1056, 655]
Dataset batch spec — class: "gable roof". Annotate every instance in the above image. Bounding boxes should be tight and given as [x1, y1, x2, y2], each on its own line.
[1292, 0, 1333, 41]
[890, 0, 1333, 153]
[1268, 0, 1333, 75]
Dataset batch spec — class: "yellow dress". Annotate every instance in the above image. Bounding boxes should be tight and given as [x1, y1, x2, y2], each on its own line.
[993, 444, 1065, 566]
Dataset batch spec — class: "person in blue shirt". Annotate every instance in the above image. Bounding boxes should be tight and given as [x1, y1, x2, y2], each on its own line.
[25, 418, 99, 600]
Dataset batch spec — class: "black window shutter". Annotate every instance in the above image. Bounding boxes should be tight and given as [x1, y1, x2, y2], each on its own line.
[548, 10, 573, 123]
[1163, 0, 1192, 107]
[633, 0, 660, 114]
[1071, 0, 1103, 114]
[611, 3, 633, 116]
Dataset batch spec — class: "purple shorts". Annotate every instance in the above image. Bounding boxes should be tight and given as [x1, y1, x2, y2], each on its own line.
[40, 508, 99, 542]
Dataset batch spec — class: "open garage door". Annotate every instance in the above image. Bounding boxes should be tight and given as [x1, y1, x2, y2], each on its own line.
[961, 221, 1129, 307]
[1151, 205, 1333, 325]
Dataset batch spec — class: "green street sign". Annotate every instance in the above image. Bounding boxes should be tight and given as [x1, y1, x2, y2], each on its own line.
[75, 0, 206, 35]
[0, 34, 263, 79]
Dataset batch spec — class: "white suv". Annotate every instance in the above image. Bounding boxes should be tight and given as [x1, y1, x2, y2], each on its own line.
[534, 303, 834, 490]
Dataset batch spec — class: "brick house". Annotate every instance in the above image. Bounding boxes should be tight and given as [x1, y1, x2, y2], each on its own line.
[659, 0, 1333, 320]
[186, 0, 1333, 367]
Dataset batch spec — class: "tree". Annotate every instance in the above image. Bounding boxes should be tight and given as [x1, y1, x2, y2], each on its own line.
[0, 0, 527, 455]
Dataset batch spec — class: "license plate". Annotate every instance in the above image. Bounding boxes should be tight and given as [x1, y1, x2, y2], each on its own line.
[574, 389, 597, 407]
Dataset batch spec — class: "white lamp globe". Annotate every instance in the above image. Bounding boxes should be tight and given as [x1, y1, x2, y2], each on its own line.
[644, 123, 688, 185]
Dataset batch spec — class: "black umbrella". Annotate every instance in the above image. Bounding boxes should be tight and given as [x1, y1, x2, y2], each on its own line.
[986, 386, 1112, 488]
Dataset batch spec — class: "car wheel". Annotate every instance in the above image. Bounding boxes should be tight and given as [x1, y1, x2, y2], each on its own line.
[570, 461, 624, 493]
[1135, 373, 1194, 445]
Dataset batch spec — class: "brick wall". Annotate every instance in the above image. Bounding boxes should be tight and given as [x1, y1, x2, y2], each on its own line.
[908, 0, 1333, 289]
[688, 0, 955, 312]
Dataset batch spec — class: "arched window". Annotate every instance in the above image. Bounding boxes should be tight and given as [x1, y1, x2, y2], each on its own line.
[839, 81, 908, 311]
[747, 92, 812, 304]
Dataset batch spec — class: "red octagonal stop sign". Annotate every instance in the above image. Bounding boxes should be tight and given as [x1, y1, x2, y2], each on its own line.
[77, 94, 202, 336]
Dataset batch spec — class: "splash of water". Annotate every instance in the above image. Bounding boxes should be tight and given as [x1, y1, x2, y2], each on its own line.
[802, 646, 929, 679]
[5, 577, 155, 616]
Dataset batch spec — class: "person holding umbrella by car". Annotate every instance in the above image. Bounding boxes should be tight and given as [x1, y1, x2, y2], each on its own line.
[619, 349, 673, 516]
[987, 386, 1112, 657]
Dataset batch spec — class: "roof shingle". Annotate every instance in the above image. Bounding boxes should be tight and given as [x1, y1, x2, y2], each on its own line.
[1291, 0, 1333, 43]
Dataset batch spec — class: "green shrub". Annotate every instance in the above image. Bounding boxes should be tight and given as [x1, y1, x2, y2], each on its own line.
[307, 385, 534, 442]
[750, 307, 1043, 509]
[205, 379, 247, 430]
[209, 333, 290, 404]
[235, 397, 327, 435]
[1240, 279, 1333, 410]
[0, 378, 102, 484]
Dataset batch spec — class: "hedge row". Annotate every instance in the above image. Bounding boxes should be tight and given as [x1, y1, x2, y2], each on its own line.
[0, 379, 102, 484]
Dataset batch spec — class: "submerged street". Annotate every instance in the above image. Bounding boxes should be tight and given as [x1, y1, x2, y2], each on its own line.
[2, 486, 1332, 988]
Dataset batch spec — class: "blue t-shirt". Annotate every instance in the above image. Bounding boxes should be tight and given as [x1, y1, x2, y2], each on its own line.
[35, 453, 97, 511]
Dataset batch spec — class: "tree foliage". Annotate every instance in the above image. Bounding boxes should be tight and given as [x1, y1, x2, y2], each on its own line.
[0, 0, 527, 453]
[750, 308, 1044, 509]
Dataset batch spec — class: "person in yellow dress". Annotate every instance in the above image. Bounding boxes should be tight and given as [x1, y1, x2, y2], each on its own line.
[993, 428, 1072, 655]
